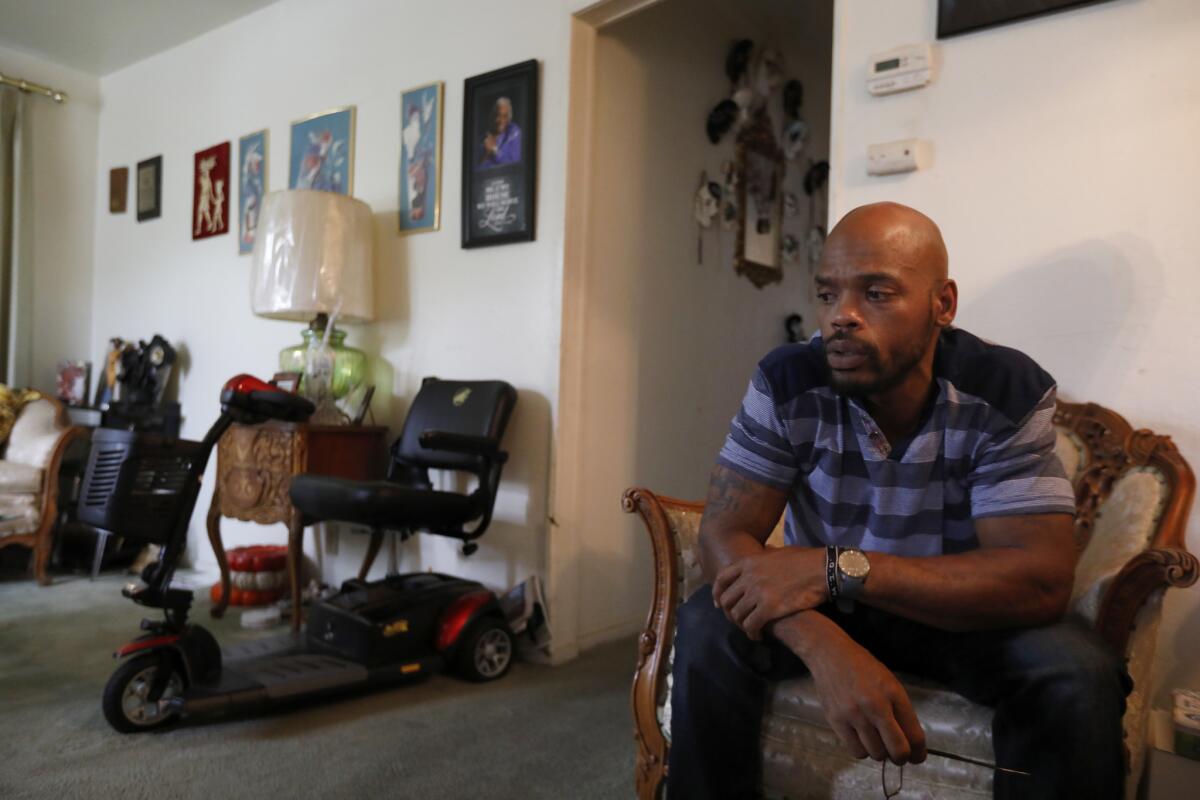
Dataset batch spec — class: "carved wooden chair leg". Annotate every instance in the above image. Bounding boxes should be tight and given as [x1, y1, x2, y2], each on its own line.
[33, 511, 58, 586]
[359, 528, 384, 580]
[287, 511, 307, 631]
[207, 487, 230, 619]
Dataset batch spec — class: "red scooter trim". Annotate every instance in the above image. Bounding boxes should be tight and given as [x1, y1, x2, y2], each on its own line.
[114, 634, 182, 659]
[435, 590, 495, 652]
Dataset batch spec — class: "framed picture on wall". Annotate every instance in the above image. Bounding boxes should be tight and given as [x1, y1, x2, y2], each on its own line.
[289, 105, 356, 195]
[399, 81, 444, 235]
[136, 155, 162, 222]
[109, 167, 128, 213]
[238, 129, 268, 254]
[937, 0, 1115, 38]
[193, 141, 231, 240]
[461, 59, 538, 248]
[55, 360, 91, 407]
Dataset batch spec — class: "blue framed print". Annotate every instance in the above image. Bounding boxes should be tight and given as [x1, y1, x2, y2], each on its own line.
[289, 105, 356, 195]
[238, 129, 268, 254]
[399, 82, 443, 234]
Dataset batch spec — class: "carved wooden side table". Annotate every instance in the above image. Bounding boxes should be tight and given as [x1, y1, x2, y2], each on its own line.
[207, 422, 387, 630]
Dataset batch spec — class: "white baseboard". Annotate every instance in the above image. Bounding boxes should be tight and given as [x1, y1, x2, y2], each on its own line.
[577, 617, 643, 653]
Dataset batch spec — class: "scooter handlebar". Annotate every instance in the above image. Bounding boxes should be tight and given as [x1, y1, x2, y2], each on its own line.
[221, 374, 315, 423]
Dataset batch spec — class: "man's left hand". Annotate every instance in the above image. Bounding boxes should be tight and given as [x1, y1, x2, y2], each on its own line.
[712, 547, 828, 640]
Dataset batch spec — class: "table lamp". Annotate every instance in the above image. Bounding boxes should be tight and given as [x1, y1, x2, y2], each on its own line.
[250, 190, 375, 423]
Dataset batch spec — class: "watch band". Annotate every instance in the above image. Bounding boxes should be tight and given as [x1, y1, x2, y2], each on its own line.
[825, 545, 840, 603]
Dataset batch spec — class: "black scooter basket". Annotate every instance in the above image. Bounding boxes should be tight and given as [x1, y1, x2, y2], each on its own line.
[77, 428, 205, 544]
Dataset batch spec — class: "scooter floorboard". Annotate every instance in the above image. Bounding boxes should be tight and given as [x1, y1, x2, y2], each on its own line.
[182, 629, 444, 716]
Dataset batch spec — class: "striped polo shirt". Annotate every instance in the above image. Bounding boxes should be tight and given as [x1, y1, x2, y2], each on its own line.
[717, 327, 1075, 555]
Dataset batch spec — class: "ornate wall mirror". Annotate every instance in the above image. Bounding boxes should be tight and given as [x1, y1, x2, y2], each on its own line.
[735, 112, 785, 288]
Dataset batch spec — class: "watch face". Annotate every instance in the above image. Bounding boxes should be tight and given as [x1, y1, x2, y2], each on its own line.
[838, 549, 871, 579]
[149, 346, 165, 366]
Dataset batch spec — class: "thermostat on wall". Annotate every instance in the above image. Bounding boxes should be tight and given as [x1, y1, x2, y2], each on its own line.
[867, 44, 935, 96]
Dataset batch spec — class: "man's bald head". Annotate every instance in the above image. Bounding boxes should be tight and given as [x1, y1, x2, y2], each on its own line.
[814, 202, 957, 400]
[823, 202, 948, 285]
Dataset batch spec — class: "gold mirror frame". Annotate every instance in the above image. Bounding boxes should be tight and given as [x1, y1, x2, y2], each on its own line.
[734, 111, 785, 289]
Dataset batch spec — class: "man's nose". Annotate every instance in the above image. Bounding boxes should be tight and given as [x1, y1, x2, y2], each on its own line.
[829, 296, 863, 331]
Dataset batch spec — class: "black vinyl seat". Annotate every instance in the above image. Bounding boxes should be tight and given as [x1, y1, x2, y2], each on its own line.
[288, 477, 485, 530]
[289, 377, 517, 571]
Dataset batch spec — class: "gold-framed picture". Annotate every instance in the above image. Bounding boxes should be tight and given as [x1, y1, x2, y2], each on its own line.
[399, 81, 444, 234]
[289, 105, 356, 195]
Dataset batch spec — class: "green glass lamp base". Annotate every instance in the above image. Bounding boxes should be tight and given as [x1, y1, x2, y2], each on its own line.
[278, 318, 368, 401]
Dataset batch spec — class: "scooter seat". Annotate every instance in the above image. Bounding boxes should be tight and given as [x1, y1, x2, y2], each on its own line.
[289, 475, 486, 530]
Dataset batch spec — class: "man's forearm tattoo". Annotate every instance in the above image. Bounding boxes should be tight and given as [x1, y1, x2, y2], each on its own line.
[705, 466, 756, 521]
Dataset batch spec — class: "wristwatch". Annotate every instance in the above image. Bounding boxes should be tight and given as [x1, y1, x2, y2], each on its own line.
[835, 547, 871, 613]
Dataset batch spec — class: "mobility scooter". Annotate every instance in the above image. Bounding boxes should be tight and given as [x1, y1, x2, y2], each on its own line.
[81, 374, 518, 732]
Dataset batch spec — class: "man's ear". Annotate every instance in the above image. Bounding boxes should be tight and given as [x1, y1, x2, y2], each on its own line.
[936, 279, 958, 327]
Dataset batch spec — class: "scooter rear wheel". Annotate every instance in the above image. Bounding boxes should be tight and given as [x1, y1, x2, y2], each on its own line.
[456, 619, 514, 682]
[102, 654, 184, 733]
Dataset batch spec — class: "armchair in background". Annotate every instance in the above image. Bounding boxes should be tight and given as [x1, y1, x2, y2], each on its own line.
[0, 393, 87, 585]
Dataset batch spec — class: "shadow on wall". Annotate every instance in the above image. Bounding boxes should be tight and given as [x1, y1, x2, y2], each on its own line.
[473, 387, 553, 588]
[411, 387, 552, 591]
[957, 236, 1163, 399]
[348, 210, 414, 429]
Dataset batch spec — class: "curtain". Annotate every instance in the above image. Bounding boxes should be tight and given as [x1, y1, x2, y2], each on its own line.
[0, 86, 32, 386]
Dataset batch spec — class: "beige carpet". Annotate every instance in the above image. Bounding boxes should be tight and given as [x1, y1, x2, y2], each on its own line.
[0, 570, 636, 799]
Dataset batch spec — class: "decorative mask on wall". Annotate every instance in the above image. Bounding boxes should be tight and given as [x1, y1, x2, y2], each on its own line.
[698, 40, 829, 288]
[782, 234, 800, 264]
[693, 171, 723, 264]
[804, 159, 830, 270]
[720, 160, 739, 231]
[693, 171, 722, 228]
[784, 191, 800, 218]
[782, 119, 809, 161]
[806, 225, 827, 268]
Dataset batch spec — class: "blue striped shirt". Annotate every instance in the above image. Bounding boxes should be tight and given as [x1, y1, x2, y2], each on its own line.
[717, 328, 1075, 555]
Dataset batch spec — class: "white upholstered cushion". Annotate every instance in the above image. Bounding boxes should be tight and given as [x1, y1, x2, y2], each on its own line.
[1070, 467, 1168, 622]
[5, 398, 64, 470]
[0, 460, 43, 493]
[0, 493, 40, 534]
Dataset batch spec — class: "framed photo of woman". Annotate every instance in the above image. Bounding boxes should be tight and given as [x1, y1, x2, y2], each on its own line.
[461, 60, 538, 248]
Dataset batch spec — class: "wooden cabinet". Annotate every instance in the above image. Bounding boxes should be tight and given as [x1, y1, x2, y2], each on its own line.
[207, 422, 387, 629]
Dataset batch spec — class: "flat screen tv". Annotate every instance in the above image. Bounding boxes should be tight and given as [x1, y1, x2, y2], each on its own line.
[937, 0, 1115, 38]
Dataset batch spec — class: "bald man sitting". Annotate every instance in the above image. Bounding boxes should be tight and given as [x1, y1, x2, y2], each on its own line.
[669, 203, 1130, 799]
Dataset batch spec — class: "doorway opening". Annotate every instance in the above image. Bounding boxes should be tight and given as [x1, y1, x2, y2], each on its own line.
[552, 0, 834, 661]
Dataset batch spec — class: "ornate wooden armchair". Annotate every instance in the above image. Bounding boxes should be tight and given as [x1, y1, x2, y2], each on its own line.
[0, 395, 86, 584]
[625, 400, 1197, 798]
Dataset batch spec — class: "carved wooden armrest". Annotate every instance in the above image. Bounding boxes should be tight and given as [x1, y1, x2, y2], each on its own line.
[39, 424, 88, 523]
[1096, 547, 1199, 655]
[31, 423, 88, 585]
[623, 487, 687, 800]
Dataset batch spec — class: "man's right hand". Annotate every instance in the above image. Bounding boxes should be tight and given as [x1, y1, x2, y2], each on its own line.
[774, 614, 927, 765]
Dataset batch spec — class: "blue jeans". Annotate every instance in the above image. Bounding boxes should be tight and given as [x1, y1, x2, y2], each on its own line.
[668, 585, 1131, 799]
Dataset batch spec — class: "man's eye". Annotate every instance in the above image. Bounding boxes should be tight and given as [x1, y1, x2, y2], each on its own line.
[866, 289, 891, 301]
[816, 292, 834, 303]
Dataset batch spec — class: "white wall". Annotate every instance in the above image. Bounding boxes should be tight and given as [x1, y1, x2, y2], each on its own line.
[574, 0, 833, 647]
[91, 0, 573, 596]
[0, 45, 98, 393]
[829, 0, 1200, 703]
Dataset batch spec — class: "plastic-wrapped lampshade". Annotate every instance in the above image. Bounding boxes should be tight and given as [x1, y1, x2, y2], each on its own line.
[250, 190, 375, 323]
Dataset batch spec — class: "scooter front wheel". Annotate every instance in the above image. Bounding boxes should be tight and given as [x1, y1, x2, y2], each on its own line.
[102, 654, 184, 733]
